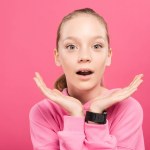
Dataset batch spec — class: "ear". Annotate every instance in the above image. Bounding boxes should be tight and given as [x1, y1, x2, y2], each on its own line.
[54, 48, 61, 66]
[106, 48, 112, 66]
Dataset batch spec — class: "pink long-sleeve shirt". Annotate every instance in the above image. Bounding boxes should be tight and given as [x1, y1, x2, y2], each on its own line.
[29, 88, 145, 150]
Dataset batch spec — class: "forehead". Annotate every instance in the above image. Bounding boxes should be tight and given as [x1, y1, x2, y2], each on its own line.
[60, 14, 107, 41]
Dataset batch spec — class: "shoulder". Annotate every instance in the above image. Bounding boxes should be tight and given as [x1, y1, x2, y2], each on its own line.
[117, 95, 143, 115]
[29, 99, 50, 121]
[108, 88, 143, 121]
[112, 95, 144, 124]
[29, 98, 64, 124]
[110, 88, 143, 114]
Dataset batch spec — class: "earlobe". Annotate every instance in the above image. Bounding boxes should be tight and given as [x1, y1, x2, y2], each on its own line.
[54, 48, 61, 67]
[106, 48, 112, 66]
[106, 58, 111, 66]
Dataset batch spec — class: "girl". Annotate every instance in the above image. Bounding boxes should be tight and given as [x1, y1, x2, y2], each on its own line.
[29, 8, 145, 150]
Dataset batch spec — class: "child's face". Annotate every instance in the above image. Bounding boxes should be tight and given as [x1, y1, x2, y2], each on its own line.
[54, 14, 112, 90]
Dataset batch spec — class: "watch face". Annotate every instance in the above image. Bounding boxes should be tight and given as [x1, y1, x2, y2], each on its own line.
[85, 111, 107, 124]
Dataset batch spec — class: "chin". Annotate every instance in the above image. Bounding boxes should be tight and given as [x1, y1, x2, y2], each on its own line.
[74, 82, 96, 91]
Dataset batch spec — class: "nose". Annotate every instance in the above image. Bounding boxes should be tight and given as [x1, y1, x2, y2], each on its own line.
[78, 50, 92, 63]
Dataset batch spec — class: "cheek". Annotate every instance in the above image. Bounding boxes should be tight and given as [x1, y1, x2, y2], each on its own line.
[94, 54, 107, 65]
[60, 52, 77, 66]
[60, 58, 75, 74]
[94, 56, 108, 73]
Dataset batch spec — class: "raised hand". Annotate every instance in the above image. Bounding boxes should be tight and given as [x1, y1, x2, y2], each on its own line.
[33, 72, 84, 117]
[89, 74, 144, 113]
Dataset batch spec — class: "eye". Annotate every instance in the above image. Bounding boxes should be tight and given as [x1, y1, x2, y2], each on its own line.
[93, 44, 103, 49]
[65, 44, 77, 50]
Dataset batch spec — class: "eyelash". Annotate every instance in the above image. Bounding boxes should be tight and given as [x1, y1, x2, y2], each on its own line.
[93, 44, 103, 49]
[65, 44, 103, 50]
[65, 44, 76, 50]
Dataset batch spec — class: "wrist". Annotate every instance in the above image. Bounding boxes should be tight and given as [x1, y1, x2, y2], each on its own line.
[89, 106, 104, 113]
[88, 121, 99, 124]
[71, 111, 84, 117]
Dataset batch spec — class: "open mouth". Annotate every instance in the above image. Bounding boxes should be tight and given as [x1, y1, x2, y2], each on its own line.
[75, 68, 94, 80]
[76, 70, 94, 76]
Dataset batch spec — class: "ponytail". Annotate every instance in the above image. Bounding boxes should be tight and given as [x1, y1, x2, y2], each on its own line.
[54, 74, 67, 92]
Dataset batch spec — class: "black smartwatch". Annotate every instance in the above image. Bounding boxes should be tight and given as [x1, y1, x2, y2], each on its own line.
[85, 110, 107, 124]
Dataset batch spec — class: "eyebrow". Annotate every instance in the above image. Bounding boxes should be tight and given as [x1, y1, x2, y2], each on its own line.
[63, 35, 105, 42]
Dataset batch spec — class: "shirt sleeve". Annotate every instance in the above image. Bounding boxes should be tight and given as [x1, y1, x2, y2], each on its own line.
[29, 104, 60, 150]
[57, 97, 144, 150]
[57, 116, 86, 150]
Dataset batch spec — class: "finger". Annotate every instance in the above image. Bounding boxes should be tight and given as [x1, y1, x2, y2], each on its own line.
[128, 75, 142, 88]
[33, 77, 48, 94]
[33, 75, 66, 105]
[119, 86, 139, 100]
[53, 89, 63, 96]
[35, 72, 47, 87]
[33, 77, 41, 87]
[35, 72, 48, 89]
[34, 77, 57, 100]
[35, 73, 57, 96]
[127, 77, 143, 92]
[33, 77, 47, 95]
[129, 74, 143, 88]
[130, 79, 143, 91]
[123, 79, 143, 95]
[34, 73, 64, 100]
[118, 80, 143, 100]
[34, 75, 50, 93]
[124, 75, 142, 93]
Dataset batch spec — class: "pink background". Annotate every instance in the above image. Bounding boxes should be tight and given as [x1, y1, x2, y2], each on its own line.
[1, 0, 150, 149]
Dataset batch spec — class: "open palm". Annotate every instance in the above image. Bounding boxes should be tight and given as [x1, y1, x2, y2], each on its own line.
[33, 72, 83, 116]
[90, 74, 144, 113]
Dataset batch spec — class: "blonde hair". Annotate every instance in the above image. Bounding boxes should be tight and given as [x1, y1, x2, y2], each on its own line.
[54, 8, 110, 91]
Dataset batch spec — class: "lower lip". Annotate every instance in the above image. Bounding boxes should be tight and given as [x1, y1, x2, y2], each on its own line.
[76, 73, 94, 80]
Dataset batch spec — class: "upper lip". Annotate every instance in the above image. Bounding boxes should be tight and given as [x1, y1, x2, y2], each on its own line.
[76, 68, 94, 73]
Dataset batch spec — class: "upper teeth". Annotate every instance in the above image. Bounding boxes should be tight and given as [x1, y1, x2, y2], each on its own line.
[80, 70, 90, 72]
